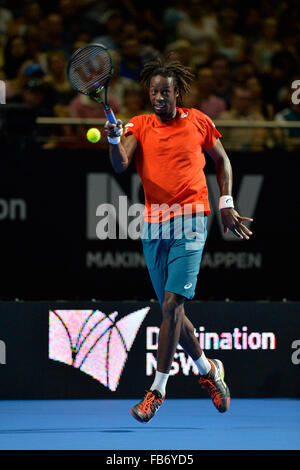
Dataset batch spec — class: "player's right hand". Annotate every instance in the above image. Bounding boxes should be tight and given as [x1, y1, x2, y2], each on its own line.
[104, 119, 123, 138]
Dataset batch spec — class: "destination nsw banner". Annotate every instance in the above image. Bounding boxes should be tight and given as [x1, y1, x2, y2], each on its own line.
[0, 301, 299, 399]
[0, 146, 297, 302]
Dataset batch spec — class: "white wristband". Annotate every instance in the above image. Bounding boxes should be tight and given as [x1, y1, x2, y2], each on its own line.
[219, 195, 234, 210]
[108, 135, 121, 144]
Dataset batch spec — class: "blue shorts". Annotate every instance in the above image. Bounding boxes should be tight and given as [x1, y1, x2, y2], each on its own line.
[141, 213, 207, 307]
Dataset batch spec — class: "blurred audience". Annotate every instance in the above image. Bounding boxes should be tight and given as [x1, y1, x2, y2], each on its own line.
[1, 0, 300, 150]
[20, 79, 53, 117]
[215, 9, 245, 65]
[0, 3, 14, 49]
[164, 39, 195, 68]
[44, 50, 75, 111]
[92, 10, 123, 52]
[196, 66, 227, 118]
[118, 38, 143, 81]
[39, 13, 69, 55]
[109, 51, 135, 106]
[183, 66, 226, 119]
[68, 93, 121, 119]
[246, 75, 274, 120]
[118, 83, 150, 121]
[260, 50, 299, 113]
[209, 54, 233, 109]
[3, 34, 31, 79]
[218, 86, 267, 150]
[251, 17, 282, 74]
[176, 0, 217, 66]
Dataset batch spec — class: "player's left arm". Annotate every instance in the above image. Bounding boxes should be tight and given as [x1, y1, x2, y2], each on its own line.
[206, 138, 253, 240]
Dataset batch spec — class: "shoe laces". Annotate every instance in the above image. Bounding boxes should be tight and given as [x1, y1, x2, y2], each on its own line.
[198, 375, 223, 407]
[137, 390, 163, 414]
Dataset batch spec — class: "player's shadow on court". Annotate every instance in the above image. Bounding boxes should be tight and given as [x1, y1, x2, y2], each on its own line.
[0, 427, 202, 435]
[100, 427, 204, 433]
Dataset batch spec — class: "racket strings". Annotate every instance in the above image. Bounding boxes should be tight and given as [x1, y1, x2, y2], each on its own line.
[69, 47, 112, 95]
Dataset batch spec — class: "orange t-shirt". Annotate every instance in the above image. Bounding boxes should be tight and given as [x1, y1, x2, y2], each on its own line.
[124, 107, 221, 222]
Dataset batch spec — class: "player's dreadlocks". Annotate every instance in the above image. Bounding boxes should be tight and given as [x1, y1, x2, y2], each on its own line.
[139, 55, 195, 106]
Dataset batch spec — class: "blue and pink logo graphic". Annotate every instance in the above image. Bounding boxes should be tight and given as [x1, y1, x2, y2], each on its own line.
[48, 307, 150, 391]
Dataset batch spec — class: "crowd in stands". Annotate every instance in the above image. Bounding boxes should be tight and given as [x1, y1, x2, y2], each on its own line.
[1, 0, 300, 149]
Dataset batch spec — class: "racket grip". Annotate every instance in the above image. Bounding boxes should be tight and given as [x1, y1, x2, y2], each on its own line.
[105, 108, 117, 124]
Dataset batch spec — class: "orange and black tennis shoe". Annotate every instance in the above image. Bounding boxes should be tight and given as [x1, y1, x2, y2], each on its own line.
[198, 359, 230, 413]
[130, 389, 164, 423]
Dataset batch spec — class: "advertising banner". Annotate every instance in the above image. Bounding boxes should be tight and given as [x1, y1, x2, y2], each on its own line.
[0, 301, 299, 399]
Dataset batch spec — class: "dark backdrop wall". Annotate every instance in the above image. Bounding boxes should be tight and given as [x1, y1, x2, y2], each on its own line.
[0, 145, 297, 302]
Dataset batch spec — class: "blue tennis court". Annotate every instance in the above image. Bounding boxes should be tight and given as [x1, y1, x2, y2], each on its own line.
[0, 398, 299, 450]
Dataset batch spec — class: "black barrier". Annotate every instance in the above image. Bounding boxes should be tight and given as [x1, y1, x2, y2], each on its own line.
[0, 301, 299, 399]
[0, 146, 297, 301]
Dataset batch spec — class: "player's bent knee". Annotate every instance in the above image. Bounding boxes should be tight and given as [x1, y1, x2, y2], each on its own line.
[162, 295, 185, 325]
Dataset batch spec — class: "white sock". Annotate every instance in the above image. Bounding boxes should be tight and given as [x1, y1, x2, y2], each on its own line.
[150, 371, 169, 397]
[194, 351, 211, 375]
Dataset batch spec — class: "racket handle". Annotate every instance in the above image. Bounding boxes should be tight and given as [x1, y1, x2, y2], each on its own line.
[105, 108, 117, 124]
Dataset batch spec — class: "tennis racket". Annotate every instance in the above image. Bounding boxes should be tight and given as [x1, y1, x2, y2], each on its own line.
[67, 43, 117, 124]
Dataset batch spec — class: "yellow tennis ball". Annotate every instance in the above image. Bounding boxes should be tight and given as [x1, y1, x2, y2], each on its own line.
[86, 128, 101, 143]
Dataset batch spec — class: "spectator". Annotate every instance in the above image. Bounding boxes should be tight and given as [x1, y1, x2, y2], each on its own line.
[215, 9, 245, 65]
[92, 10, 123, 52]
[138, 29, 161, 65]
[23, 2, 43, 28]
[176, 0, 217, 65]
[80, 1, 115, 38]
[218, 86, 266, 150]
[209, 54, 233, 108]
[24, 25, 48, 71]
[241, 8, 262, 54]
[8, 2, 44, 39]
[71, 31, 91, 55]
[163, 0, 189, 44]
[121, 21, 139, 41]
[67, 82, 122, 150]
[5, 60, 46, 102]
[109, 51, 135, 107]
[182, 82, 200, 109]
[280, 27, 300, 64]
[44, 50, 75, 109]
[40, 13, 69, 55]
[118, 38, 143, 81]
[176, 0, 218, 42]
[43, 48, 77, 148]
[164, 39, 194, 68]
[197, 66, 227, 118]
[0, 3, 14, 48]
[232, 61, 257, 87]
[118, 83, 149, 121]
[259, 50, 299, 113]
[183, 66, 226, 119]
[59, 0, 85, 51]
[68, 93, 121, 119]
[10, 78, 54, 118]
[2, 34, 31, 79]
[251, 17, 282, 73]
[246, 75, 274, 120]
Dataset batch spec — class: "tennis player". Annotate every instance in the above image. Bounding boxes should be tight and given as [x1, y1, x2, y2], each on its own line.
[105, 57, 253, 423]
